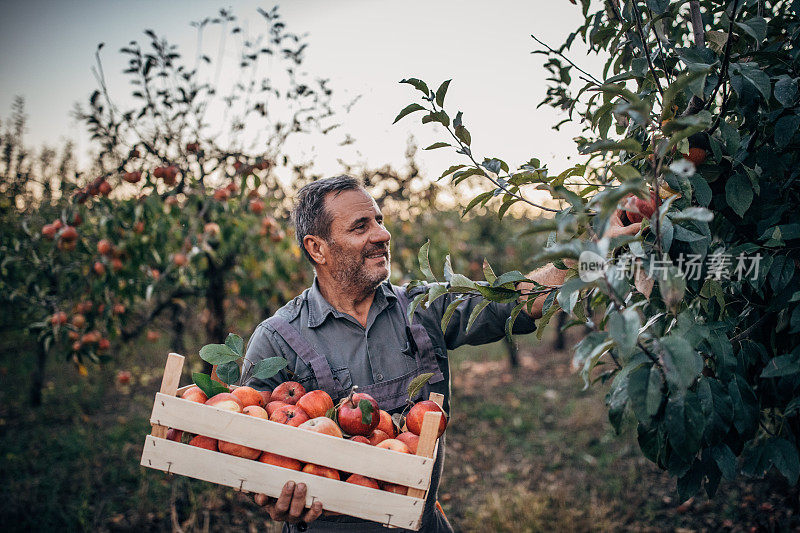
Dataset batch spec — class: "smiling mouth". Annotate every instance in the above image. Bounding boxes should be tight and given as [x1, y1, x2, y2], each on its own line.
[366, 252, 388, 260]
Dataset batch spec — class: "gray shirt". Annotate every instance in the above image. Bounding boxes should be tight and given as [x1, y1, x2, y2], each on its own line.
[242, 278, 537, 414]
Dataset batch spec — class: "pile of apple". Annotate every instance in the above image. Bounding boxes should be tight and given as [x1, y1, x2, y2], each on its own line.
[169, 381, 447, 494]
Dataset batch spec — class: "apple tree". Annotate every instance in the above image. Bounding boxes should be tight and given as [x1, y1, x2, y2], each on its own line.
[397, 0, 800, 500]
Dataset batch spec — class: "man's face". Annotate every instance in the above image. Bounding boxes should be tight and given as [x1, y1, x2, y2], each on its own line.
[322, 188, 392, 292]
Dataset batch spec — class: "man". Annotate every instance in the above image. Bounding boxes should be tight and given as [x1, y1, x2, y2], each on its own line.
[242, 175, 639, 531]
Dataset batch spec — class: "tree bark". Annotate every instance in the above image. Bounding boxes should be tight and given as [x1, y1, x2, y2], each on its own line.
[170, 301, 186, 356]
[504, 337, 519, 368]
[30, 341, 47, 406]
[554, 311, 567, 351]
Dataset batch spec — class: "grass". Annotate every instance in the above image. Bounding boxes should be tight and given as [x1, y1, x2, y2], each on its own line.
[0, 318, 796, 532]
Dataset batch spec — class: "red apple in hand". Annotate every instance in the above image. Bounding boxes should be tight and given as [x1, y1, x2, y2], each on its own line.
[296, 389, 334, 419]
[298, 417, 343, 438]
[271, 381, 306, 405]
[336, 391, 380, 436]
[406, 400, 447, 438]
[270, 404, 310, 427]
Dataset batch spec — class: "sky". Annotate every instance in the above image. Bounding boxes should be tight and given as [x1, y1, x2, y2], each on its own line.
[0, 0, 606, 182]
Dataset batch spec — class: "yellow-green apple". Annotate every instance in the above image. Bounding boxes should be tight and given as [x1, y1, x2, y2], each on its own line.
[376, 409, 397, 438]
[181, 386, 208, 404]
[258, 451, 303, 471]
[346, 474, 380, 489]
[367, 429, 390, 446]
[271, 381, 306, 405]
[270, 404, 310, 427]
[188, 435, 218, 451]
[232, 386, 265, 407]
[395, 431, 420, 454]
[302, 463, 340, 480]
[336, 391, 379, 436]
[205, 392, 244, 413]
[266, 400, 288, 417]
[218, 440, 261, 460]
[296, 389, 334, 419]
[243, 405, 269, 419]
[298, 417, 343, 438]
[375, 439, 411, 454]
[406, 400, 447, 438]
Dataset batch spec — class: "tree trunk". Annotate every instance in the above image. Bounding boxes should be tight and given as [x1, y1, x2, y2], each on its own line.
[170, 301, 186, 356]
[554, 311, 567, 351]
[30, 341, 47, 406]
[504, 337, 519, 368]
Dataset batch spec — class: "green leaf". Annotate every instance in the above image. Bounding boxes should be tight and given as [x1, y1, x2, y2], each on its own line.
[400, 78, 429, 96]
[483, 259, 497, 284]
[422, 110, 450, 127]
[493, 270, 529, 288]
[225, 333, 244, 358]
[735, 16, 767, 42]
[505, 302, 525, 341]
[455, 125, 471, 146]
[424, 142, 451, 150]
[661, 69, 710, 121]
[628, 363, 663, 426]
[742, 438, 800, 484]
[418, 240, 435, 282]
[252, 357, 288, 380]
[359, 398, 375, 426]
[769, 255, 794, 291]
[774, 115, 800, 148]
[192, 372, 230, 399]
[407, 372, 434, 400]
[728, 375, 759, 436]
[441, 297, 467, 332]
[578, 138, 642, 154]
[452, 167, 484, 185]
[725, 174, 753, 217]
[407, 293, 426, 323]
[393, 103, 426, 124]
[216, 361, 240, 385]
[427, 283, 448, 305]
[711, 444, 738, 480]
[435, 79, 451, 107]
[557, 277, 586, 315]
[462, 191, 494, 216]
[761, 354, 800, 378]
[439, 164, 466, 181]
[608, 308, 640, 360]
[666, 392, 705, 458]
[730, 63, 771, 100]
[688, 175, 712, 206]
[774, 76, 799, 107]
[466, 299, 491, 333]
[199, 343, 239, 365]
[660, 335, 703, 395]
[450, 273, 476, 289]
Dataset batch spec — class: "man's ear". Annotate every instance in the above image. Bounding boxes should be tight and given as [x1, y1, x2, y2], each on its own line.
[303, 235, 327, 265]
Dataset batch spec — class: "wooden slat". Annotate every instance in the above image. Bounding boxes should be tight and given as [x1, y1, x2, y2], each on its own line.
[141, 435, 425, 529]
[150, 393, 434, 489]
[406, 411, 442, 499]
[151, 353, 184, 438]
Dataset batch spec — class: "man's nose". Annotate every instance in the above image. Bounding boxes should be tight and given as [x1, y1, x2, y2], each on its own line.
[371, 223, 391, 244]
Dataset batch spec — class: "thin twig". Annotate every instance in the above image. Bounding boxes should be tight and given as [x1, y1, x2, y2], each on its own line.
[705, 0, 740, 109]
[631, 1, 664, 95]
[531, 34, 603, 86]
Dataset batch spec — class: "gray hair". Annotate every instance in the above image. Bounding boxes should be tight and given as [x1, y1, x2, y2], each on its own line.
[292, 175, 364, 263]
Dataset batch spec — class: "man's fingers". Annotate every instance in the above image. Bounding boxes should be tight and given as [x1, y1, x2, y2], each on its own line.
[274, 481, 296, 515]
[254, 493, 270, 507]
[288, 483, 308, 518]
[303, 500, 324, 523]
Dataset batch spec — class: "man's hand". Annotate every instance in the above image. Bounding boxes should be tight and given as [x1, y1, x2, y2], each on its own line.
[255, 481, 323, 527]
[518, 212, 642, 319]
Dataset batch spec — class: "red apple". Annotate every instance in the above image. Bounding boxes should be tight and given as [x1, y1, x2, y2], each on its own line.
[302, 463, 340, 480]
[271, 381, 306, 405]
[188, 435, 218, 451]
[181, 386, 208, 404]
[166, 428, 183, 442]
[296, 389, 334, 419]
[349, 435, 370, 444]
[376, 409, 397, 438]
[97, 239, 113, 256]
[375, 439, 411, 454]
[336, 391, 380, 436]
[346, 474, 380, 489]
[232, 385, 265, 408]
[219, 439, 261, 460]
[395, 432, 420, 454]
[205, 392, 244, 413]
[116, 370, 132, 385]
[266, 400, 288, 417]
[243, 405, 269, 419]
[380, 481, 409, 495]
[406, 400, 447, 438]
[298, 417, 343, 438]
[258, 389, 272, 406]
[258, 451, 303, 471]
[270, 404, 310, 427]
[123, 171, 142, 184]
[367, 429, 390, 446]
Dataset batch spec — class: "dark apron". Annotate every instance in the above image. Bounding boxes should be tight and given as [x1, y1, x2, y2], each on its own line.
[267, 285, 453, 532]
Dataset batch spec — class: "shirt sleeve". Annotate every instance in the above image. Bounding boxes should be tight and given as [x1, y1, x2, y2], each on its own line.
[412, 282, 537, 350]
[241, 323, 294, 393]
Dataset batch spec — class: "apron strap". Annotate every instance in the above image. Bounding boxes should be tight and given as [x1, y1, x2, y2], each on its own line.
[392, 284, 445, 383]
[267, 316, 345, 399]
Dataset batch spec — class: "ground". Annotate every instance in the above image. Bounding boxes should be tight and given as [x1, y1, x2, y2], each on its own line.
[0, 319, 796, 532]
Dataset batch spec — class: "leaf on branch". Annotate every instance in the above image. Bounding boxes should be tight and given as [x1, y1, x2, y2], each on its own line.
[466, 299, 491, 333]
[578, 138, 642, 154]
[455, 125, 471, 146]
[225, 333, 244, 357]
[422, 110, 450, 127]
[216, 360, 240, 385]
[435, 79, 451, 107]
[199, 343, 240, 365]
[252, 357, 288, 380]
[193, 372, 230, 398]
[424, 142, 451, 150]
[400, 78, 430, 96]
[418, 240, 436, 282]
[441, 297, 467, 332]
[439, 164, 466, 181]
[407, 372, 434, 400]
[393, 103, 426, 124]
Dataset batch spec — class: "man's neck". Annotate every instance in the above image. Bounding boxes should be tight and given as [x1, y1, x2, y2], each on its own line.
[315, 274, 377, 327]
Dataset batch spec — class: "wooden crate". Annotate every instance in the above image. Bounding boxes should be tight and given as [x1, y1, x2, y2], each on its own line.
[140, 353, 443, 530]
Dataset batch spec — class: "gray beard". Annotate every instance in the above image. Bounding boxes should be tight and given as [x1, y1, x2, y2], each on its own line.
[328, 242, 391, 298]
